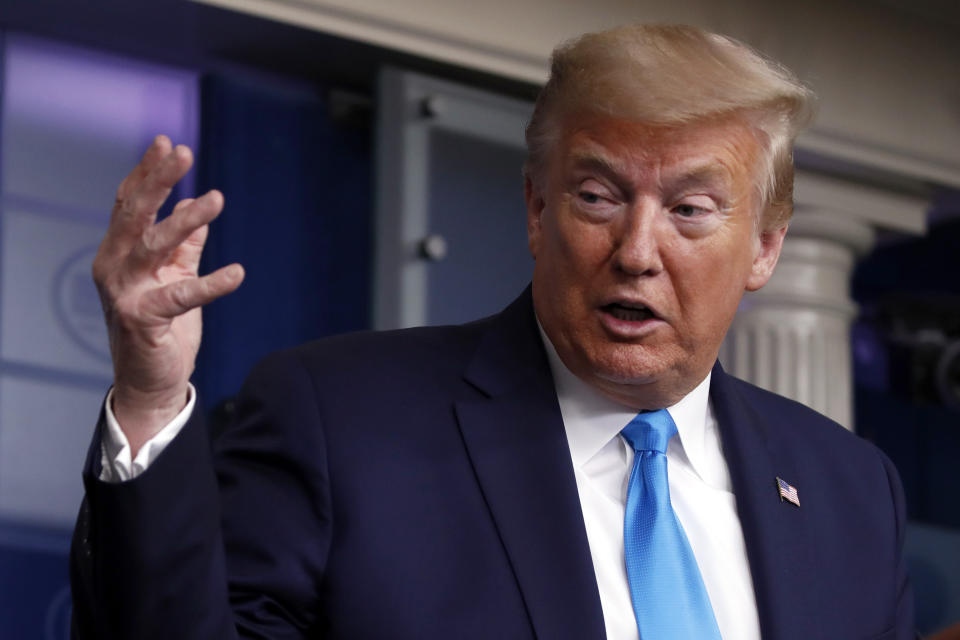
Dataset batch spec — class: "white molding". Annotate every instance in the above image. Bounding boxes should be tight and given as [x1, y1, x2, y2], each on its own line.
[193, 0, 550, 83]
[798, 129, 960, 191]
[793, 171, 929, 235]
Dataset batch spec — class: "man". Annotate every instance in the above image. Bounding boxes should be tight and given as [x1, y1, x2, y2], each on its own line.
[72, 24, 914, 639]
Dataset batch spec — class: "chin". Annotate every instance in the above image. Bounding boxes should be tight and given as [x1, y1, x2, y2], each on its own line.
[583, 344, 675, 386]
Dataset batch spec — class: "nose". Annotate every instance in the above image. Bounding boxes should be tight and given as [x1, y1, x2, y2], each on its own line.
[612, 198, 663, 276]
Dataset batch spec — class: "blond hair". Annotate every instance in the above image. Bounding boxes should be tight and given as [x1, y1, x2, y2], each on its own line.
[524, 24, 816, 230]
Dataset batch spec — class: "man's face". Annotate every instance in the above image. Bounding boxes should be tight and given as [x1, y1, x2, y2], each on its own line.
[526, 114, 786, 409]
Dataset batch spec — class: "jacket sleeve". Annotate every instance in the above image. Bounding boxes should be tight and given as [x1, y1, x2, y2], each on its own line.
[881, 451, 917, 640]
[70, 350, 332, 639]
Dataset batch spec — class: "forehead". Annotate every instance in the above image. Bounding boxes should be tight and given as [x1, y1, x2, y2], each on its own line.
[554, 114, 761, 187]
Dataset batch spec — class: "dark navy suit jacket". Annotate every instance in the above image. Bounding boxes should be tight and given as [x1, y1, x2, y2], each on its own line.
[71, 289, 914, 639]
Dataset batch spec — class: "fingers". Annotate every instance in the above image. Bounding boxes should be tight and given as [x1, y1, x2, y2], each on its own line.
[96, 138, 242, 331]
[126, 190, 224, 276]
[115, 135, 171, 203]
[171, 222, 209, 276]
[139, 264, 245, 320]
[108, 141, 194, 252]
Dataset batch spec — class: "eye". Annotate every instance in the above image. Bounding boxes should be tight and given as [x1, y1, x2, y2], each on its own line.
[673, 203, 703, 217]
[575, 179, 617, 207]
[579, 190, 602, 204]
[671, 195, 718, 218]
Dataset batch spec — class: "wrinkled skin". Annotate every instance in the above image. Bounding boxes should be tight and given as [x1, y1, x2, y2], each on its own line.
[92, 136, 244, 455]
[527, 114, 787, 410]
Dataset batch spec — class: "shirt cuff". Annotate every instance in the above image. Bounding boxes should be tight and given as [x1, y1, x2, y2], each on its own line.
[99, 384, 197, 483]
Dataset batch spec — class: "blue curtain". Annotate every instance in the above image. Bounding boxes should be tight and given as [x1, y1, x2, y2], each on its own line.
[194, 73, 373, 411]
[853, 215, 960, 527]
[852, 213, 960, 633]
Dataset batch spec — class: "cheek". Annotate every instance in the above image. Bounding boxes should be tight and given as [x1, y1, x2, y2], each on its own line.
[672, 238, 752, 325]
[543, 211, 611, 275]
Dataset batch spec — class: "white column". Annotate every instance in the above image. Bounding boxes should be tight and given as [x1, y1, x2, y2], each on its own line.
[720, 171, 929, 431]
[721, 212, 873, 430]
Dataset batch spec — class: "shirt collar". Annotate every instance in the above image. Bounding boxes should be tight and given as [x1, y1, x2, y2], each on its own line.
[537, 322, 715, 484]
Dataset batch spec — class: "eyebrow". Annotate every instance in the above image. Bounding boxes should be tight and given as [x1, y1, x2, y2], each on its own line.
[665, 164, 735, 193]
[569, 151, 632, 180]
[569, 151, 736, 194]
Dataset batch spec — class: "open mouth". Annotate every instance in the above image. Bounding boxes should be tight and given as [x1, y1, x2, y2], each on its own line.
[602, 302, 657, 322]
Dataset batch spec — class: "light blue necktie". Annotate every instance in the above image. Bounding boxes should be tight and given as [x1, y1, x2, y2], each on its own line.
[621, 410, 722, 639]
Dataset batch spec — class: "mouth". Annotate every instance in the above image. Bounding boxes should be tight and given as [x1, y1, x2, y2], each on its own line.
[601, 301, 658, 323]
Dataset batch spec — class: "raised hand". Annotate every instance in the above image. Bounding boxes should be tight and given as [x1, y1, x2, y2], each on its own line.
[93, 135, 244, 456]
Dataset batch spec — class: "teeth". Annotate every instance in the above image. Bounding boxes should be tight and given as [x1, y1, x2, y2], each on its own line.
[608, 304, 653, 322]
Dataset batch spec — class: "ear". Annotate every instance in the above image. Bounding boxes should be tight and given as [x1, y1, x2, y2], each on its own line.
[525, 175, 545, 259]
[745, 224, 787, 291]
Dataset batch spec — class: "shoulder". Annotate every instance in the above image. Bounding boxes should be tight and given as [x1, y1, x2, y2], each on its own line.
[723, 373, 868, 447]
[218, 318, 500, 470]
[241, 316, 497, 401]
[719, 373, 903, 498]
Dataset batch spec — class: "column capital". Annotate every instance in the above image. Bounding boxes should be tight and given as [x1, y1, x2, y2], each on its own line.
[787, 211, 875, 257]
[793, 169, 929, 236]
[749, 213, 873, 321]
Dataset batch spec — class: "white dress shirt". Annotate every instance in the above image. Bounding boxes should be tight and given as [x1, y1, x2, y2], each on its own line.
[102, 334, 761, 639]
[100, 385, 196, 482]
[540, 331, 761, 640]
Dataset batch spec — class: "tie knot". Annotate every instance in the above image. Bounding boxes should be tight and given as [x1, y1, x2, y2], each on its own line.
[621, 409, 677, 454]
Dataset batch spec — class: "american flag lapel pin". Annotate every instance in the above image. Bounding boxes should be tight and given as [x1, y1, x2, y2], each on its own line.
[776, 477, 800, 507]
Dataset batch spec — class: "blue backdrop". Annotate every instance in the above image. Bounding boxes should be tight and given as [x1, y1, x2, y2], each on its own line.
[195, 72, 373, 412]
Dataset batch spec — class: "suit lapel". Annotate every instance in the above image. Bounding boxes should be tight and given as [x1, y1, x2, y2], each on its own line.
[710, 365, 822, 640]
[455, 290, 606, 640]
[455, 294, 828, 640]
